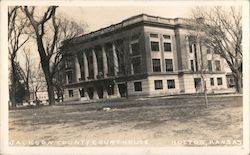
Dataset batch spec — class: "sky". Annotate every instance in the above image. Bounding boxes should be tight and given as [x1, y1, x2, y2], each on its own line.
[58, 6, 194, 32]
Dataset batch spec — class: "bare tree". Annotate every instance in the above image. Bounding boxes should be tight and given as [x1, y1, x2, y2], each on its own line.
[23, 6, 87, 105]
[191, 6, 242, 93]
[22, 47, 31, 101]
[8, 6, 29, 107]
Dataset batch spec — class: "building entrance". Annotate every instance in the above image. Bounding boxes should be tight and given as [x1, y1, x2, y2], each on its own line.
[118, 83, 127, 97]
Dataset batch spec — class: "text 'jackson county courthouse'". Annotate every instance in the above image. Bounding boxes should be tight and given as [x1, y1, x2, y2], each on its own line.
[60, 14, 229, 102]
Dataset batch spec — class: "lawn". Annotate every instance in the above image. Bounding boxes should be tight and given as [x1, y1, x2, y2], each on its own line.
[9, 95, 243, 147]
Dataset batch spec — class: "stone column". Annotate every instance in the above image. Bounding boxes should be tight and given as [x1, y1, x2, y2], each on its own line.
[74, 55, 81, 82]
[84, 89, 90, 100]
[93, 87, 99, 100]
[103, 87, 109, 99]
[113, 83, 121, 98]
[102, 46, 108, 78]
[92, 49, 98, 79]
[83, 52, 89, 80]
[112, 43, 119, 76]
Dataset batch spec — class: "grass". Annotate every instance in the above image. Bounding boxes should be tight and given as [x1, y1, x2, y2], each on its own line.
[9, 95, 243, 147]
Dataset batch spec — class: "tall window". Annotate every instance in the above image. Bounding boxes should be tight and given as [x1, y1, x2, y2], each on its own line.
[132, 57, 141, 74]
[152, 59, 161, 72]
[210, 78, 214, 86]
[134, 82, 142, 91]
[217, 77, 223, 85]
[207, 48, 211, 54]
[154, 80, 163, 90]
[131, 42, 140, 56]
[207, 60, 212, 71]
[190, 60, 195, 71]
[164, 42, 172, 52]
[66, 71, 73, 84]
[68, 90, 74, 97]
[215, 60, 221, 71]
[165, 59, 173, 72]
[151, 41, 160, 51]
[65, 59, 72, 68]
[167, 80, 175, 89]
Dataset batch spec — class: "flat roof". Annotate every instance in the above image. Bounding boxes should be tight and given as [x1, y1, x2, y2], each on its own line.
[62, 14, 190, 46]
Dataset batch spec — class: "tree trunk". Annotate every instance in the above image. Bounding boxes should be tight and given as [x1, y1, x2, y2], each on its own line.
[234, 75, 243, 94]
[46, 77, 55, 105]
[36, 36, 55, 105]
[10, 59, 16, 107]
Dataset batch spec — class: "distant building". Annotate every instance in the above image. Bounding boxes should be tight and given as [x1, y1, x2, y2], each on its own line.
[60, 14, 229, 102]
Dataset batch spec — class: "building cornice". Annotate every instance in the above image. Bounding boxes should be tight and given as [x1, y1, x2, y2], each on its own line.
[61, 14, 192, 49]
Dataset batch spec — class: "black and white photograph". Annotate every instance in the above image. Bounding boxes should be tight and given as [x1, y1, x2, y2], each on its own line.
[0, 0, 249, 155]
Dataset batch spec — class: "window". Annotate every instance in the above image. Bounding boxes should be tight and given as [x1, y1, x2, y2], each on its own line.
[190, 60, 195, 71]
[134, 82, 142, 91]
[207, 60, 212, 71]
[217, 77, 223, 85]
[132, 57, 141, 74]
[164, 42, 172, 52]
[151, 41, 160, 51]
[150, 33, 158, 38]
[69, 90, 74, 97]
[163, 35, 171, 39]
[194, 78, 201, 88]
[167, 80, 175, 89]
[66, 71, 73, 83]
[165, 59, 173, 72]
[65, 59, 72, 68]
[154, 80, 163, 90]
[210, 78, 214, 86]
[131, 42, 140, 56]
[189, 44, 193, 53]
[152, 59, 161, 72]
[207, 48, 211, 54]
[215, 60, 221, 71]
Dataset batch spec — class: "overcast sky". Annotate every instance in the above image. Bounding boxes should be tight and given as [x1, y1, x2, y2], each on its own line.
[58, 6, 194, 32]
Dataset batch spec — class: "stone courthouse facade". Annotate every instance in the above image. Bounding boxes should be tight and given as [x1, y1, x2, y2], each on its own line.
[60, 14, 228, 101]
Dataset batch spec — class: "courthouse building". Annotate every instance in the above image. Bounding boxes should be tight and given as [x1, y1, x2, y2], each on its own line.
[60, 14, 228, 101]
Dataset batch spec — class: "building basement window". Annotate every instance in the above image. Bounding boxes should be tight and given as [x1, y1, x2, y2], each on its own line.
[167, 80, 175, 89]
[154, 80, 163, 90]
[134, 82, 142, 91]
[151, 41, 160, 51]
[69, 90, 74, 97]
[152, 59, 161, 72]
[164, 42, 172, 52]
[217, 77, 223, 85]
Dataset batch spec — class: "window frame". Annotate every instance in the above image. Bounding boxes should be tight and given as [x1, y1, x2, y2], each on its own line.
[167, 79, 175, 89]
[210, 78, 214, 86]
[165, 59, 173, 72]
[130, 41, 140, 56]
[134, 82, 142, 91]
[163, 42, 172, 52]
[215, 60, 221, 71]
[150, 41, 160, 52]
[152, 59, 161, 72]
[154, 80, 163, 90]
[207, 60, 213, 71]
[68, 90, 74, 97]
[217, 77, 223, 85]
